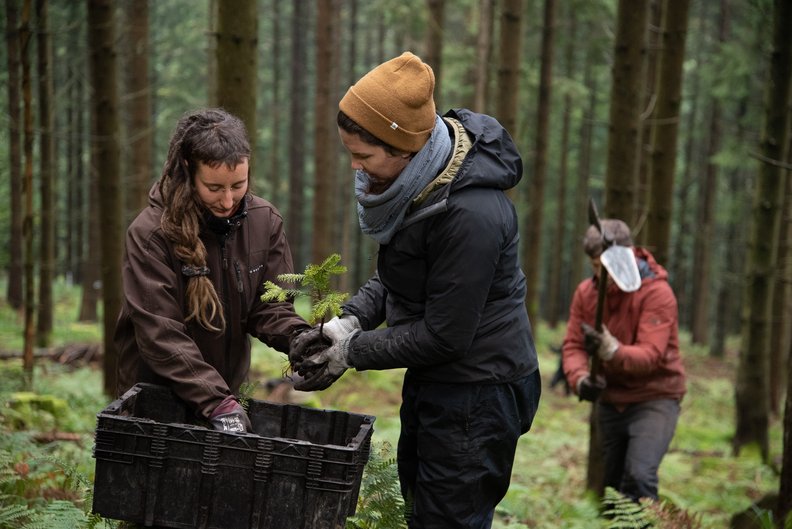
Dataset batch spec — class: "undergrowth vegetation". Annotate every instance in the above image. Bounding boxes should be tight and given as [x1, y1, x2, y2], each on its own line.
[0, 282, 784, 528]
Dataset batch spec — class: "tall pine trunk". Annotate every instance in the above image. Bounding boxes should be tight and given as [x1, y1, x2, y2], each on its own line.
[5, 0, 24, 310]
[733, 0, 792, 462]
[87, 0, 123, 397]
[425, 0, 445, 106]
[312, 0, 340, 265]
[645, 0, 691, 265]
[287, 0, 308, 269]
[36, 0, 55, 347]
[529, 0, 557, 326]
[604, 0, 650, 223]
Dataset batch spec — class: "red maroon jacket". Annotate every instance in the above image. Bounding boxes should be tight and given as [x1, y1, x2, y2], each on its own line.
[562, 247, 686, 406]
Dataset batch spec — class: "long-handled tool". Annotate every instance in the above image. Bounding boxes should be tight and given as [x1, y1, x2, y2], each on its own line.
[586, 199, 641, 379]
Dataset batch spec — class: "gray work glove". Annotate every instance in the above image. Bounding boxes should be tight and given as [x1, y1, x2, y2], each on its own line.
[581, 322, 620, 361]
[209, 395, 252, 433]
[294, 330, 358, 390]
[289, 315, 360, 369]
[577, 374, 606, 402]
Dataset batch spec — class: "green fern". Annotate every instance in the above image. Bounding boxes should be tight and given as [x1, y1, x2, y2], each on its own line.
[601, 487, 649, 528]
[261, 253, 349, 327]
[346, 442, 408, 529]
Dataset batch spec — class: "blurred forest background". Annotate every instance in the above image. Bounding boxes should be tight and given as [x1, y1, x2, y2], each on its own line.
[2, 0, 792, 526]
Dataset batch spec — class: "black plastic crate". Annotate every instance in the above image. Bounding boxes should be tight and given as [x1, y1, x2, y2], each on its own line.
[92, 383, 375, 529]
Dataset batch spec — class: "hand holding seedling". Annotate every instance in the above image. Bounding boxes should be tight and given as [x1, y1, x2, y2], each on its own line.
[261, 254, 350, 390]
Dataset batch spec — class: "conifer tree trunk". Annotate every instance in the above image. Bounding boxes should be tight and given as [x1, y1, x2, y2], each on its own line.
[267, 0, 283, 206]
[20, 0, 35, 386]
[287, 0, 308, 269]
[87, 0, 123, 397]
[425, 0, 445, 107]
[215, 0, 257, 175]
[645, 0, 691, 265]
[312, 0, 340, 265]
[340, 0, 358, 296]
[733, 0, 791, 462]
[121, 0, 152, 222]
[495, 0, 522, 150]
[691, 0, 728, 347]
[36, 0, 55, 346]
[5, 0, 24, 310]
[604, 0, 650, 223]
[472, 0, 493, 114]
[523, 0, 555, 327]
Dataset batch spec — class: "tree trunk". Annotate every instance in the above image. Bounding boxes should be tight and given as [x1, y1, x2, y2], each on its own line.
[733, 0, 792, 462]
[523, 0, 555, 328]
[604, 0, 650, 223]
[87, 0, 123, 398]
[312, 0, 340, 265]
[472, 0, 493, 114]
[645, 0, 691, 265]
[571, 40, 598, 290]
[635, 0, 662, 244]
[288, 0, 308, 269]
[121, 0, 152, 223]
[36, 0, 55, 347]
[5, 0, 24, 310]
[215, 0, 257, 175]
[495, 0, 522, 150]
[691, 0, 729, 347]
[425, 0, 445, 107]
[266, 0, 282, 206]
[20, 0, 35, 386]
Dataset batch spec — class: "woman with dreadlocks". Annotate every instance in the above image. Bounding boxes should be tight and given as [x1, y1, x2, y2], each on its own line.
[115, 108, 310, 433]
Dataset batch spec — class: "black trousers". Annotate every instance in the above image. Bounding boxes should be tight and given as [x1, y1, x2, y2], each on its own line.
[598, 398, 680, 501]
[397, 370, 541, 529]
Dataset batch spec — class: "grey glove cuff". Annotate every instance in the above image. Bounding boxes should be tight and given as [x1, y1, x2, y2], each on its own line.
[333, 330, 358, 370]
[323, 314, 361, 343]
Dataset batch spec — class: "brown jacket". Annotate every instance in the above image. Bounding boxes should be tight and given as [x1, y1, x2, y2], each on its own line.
[562, 247, 686, 406]
[115, 185, 309, 419]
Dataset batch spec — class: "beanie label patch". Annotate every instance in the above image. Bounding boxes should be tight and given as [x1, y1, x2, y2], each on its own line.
[390, 121, 399, 130]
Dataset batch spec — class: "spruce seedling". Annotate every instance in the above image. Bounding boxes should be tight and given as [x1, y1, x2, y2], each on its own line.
[260, 253, 349, 337]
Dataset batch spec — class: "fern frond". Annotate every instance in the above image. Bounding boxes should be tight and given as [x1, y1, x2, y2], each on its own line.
[601, 487, 649, 528]
[0, 502, 31, 528]
[20, 499, 88, 529]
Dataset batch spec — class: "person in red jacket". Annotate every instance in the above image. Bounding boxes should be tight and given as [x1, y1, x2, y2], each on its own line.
[562, 218, 686, 502]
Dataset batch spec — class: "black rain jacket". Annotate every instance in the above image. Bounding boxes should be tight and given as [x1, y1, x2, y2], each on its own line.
[344, 108, 539, 384]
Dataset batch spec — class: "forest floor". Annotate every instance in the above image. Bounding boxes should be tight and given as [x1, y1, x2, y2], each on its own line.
[0, 287, 783, 528]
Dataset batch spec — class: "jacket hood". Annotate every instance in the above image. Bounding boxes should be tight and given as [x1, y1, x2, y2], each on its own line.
[443, 108, 523, 193]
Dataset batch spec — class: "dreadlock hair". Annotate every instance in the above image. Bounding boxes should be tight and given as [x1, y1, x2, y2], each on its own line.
[158, 108, 251, 332]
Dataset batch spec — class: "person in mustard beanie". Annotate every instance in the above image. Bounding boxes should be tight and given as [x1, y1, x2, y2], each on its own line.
[291, 51, 541, 529]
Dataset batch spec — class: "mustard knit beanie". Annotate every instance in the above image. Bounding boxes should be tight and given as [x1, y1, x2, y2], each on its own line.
[339, 51, 436, 153]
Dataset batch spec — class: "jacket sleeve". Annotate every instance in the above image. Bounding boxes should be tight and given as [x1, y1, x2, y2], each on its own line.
[348, 189, 510, 370]
[247, 210, 311, 351]
[343, 272, 387, 331]
[605, 281, 678, 376]
[562, 282, 593, 393]
[120, 227, 232, 419]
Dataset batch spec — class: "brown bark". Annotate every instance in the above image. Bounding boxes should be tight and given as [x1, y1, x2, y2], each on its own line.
[215, 0, 257, 175]
[36, 0, 55, 346]
[495, 0, 522, 146]
[472, 0, 494, 114]
[734, 0, 791, 462]
[522, 0, 556, 328]
[645, 0, 691, 265]
[287, 0, 309, 269]
[692, 0, 729, 347]
[425, 0, 445, 107]
[604, 0, 650, 223]
[5, 0, 24, 310]
[312, 0, 341, 265]
[87, 0, 123, 398]
[20, 0, 35, 386]
[121, 0, 152, 222]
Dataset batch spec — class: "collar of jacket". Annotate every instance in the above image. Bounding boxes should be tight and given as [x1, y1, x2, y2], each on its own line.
[203, 195, 249, 236]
